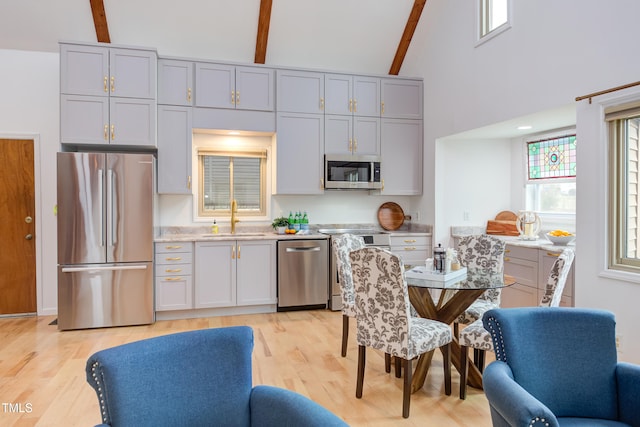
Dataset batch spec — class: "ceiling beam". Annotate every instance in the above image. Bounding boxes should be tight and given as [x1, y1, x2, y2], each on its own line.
[389, 0, 427, 75]
[254, 0, 273, 64]
[89, 0, 111, 43]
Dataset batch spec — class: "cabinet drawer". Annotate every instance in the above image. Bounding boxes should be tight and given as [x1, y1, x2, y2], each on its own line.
[155, 263, 192, 277]
[504, 257, 538, 287]
[156, 242, 193, 253]
[156, 252, 193, 265]
[504, 245, 538, 260]
[390, 235, 430, 246]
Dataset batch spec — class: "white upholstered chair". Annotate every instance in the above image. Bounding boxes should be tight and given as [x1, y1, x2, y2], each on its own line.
[331, 233, 366, 357]
[350, 247, 453, 418]
[458, 247, 575, 399]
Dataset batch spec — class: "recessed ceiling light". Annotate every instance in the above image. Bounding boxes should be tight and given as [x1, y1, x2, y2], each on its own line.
[228, 131, 240, 135]
[517, 125, 532, 130]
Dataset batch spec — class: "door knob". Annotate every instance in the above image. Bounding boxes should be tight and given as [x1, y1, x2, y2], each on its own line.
[25, 234, 33, 240]
[25, 216, 32, 223]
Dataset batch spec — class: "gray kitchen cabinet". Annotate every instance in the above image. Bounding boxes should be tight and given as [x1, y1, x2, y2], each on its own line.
[155, 242, 194, 311]
[195, 63, 274, 111]
[157, 105, 192, 194]
[61, 95, 156, 146]
[502, 245, 539, 308]
[325, 74, 380, 117]
[381, 78, 423, 120]
[194, 240, 276, 308]
[276, 69, 325, 114]
[380, 118, 423, 195]
[60, 43, 156, 99]
[324, 115, 380, 155]
[275, 112, 324, 194]
[390, 233, 431, 269]
[60, 42, 157, 146]
[158, 59, 194, 106]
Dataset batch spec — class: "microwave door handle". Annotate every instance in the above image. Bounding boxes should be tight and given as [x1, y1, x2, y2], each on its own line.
[370, 162, 374, 182]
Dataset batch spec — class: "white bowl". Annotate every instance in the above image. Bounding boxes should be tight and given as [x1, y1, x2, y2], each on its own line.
[545, 233, 575, 245]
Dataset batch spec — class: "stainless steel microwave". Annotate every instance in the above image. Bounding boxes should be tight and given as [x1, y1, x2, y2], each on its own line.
[324, 155, 382, 190]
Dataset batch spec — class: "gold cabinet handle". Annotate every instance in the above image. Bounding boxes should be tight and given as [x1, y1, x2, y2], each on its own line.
[110, 124, 115, 140]
[187, 88, 192, 102]
[235, 91, 240, 105]
[187, 175, 192, 190]
[165, 257, 182, 261]
[505, 249, 511, 253]
[164, 268, 183, 273]
[403, 239, 417, 243]
[381, 178, 384, 191]
[348, 138, 353, 152]
[320, 178, 324, 189]
[320, 97, 324, 111]
[110, 76, 115, 93]
[353, 138, 357, 152]
[104, 124, 108, 140]
[232, 246, 236, 260]
[163, 277, 182, 282]
[164, 245, 183, 250]
[403, 247, 416, 251]
[237, 245, 241, 259]
[547, 252, 560, 257]
[104, 76, 108, 92]
[349, 99, 353, 112]
[353, 99, 357, 113]
[504, 257, 511, 262]
[381, 101, 385, 115]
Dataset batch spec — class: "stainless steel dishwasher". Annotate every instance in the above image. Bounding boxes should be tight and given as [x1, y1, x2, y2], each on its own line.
[277, 239, 328, 311]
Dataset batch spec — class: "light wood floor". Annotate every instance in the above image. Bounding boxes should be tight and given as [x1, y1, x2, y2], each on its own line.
[0, 310, 493, 426]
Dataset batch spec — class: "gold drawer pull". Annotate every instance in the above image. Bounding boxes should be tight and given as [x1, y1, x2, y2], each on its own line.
[403, 247, 416, 251]
[165, 268, 182, 273]
[163, 277, 182, 282]
[504, 257, 511, 262]
[164, 245, 183, 250]
[403, 239, 417, 243]
[165, 257, 182, 261]
[547, 252, 560, 257]
[505, 249, 511, 253]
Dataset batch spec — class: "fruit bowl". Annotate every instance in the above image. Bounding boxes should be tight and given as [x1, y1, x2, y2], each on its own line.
[545, 231, 575, 245]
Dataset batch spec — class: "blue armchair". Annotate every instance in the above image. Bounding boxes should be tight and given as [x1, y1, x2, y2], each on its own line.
[86, 326, 348, 427]
[482, 307, 640, 427]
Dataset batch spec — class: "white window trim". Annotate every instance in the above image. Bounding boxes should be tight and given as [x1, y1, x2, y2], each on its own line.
[475, 0, 512, 47]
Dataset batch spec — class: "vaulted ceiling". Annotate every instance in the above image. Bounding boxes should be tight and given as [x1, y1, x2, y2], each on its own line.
[0, 0, 427, 76]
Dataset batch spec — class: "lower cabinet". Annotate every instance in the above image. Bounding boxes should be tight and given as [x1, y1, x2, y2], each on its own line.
[389, 233, 431, 269]
[194, 240, 277, 308]
[502, 244, 574, 308]
[155, 242, 194, 311]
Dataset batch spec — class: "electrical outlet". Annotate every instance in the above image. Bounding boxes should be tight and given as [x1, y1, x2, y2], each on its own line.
[463, 211, 470, 221]
[616, 334, 623, 353]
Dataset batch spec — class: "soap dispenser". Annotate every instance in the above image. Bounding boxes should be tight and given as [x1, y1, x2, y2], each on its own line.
[211, 220, 218, 234]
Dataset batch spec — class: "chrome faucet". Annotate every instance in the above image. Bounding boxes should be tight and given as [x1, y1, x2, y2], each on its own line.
[231, 199, 240, 234]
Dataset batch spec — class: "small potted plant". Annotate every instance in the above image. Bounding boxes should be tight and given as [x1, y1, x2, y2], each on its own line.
[271, 216, 289, 234]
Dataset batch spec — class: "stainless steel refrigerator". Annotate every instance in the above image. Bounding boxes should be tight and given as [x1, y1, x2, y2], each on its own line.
[57, 152, 154, 330]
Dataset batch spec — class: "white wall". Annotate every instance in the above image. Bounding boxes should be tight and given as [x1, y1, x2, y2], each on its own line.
[0, 49, 59, 315]
[400, 0, 640, 362]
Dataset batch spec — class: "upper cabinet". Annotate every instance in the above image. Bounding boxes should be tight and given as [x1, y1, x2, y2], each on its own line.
[195, 63, 274, 111]
[60, 43, 157, 147]
[381, 78, 423, 120]
[325, 74, 380, 117]
[276, 70, 325, 114]
[60, 44, 156, 99]
[380, 118, 423, 195]
[158, 59, 194, 106]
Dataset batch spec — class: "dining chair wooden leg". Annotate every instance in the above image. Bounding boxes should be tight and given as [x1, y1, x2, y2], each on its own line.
[356, 345, 366, 398]
[341, 315, 349, 357]
[395, 356, 402, 378]
[460, 344, 468, 399]
[454, 322, 460, 339]
[474, 349, 486, 373]
[385, 353, 391, 373]
[443, 343, 451, 396]
[402, 358, 412, 418]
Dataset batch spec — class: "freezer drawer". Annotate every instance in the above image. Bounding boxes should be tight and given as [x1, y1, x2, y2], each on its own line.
[57, 263, 154, 330]
[277, 239, 328, 310]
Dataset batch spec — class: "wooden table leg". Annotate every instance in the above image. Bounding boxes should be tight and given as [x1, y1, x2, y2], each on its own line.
[410, 350, 435, 393]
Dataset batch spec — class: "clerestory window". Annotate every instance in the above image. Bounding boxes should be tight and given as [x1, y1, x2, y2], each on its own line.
[477, 0, 511, 44]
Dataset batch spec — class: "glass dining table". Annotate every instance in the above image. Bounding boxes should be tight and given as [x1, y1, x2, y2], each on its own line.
[405, 266, 515, 393]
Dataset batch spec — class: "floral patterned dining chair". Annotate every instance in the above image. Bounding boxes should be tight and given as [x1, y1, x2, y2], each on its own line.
[454, 235, 507, 338]
[350, 247, 452, 418]
[458, 247, 575, 399]
[331, 233, 366, 357]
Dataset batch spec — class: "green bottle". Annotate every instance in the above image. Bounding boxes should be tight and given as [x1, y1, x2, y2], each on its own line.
[302, 211, 309, 231]
[288, 211, 294, 230]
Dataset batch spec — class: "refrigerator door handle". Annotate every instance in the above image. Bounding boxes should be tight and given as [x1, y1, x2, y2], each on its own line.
[61, 265, 148, 273]
[98, 169, 105, 247]
[107, 169, 116, 246]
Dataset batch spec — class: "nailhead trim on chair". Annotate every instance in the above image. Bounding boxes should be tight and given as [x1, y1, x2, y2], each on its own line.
[91, 361, 108, 423]
[530, 416, 549, 426]
[485, 315, 507, 362]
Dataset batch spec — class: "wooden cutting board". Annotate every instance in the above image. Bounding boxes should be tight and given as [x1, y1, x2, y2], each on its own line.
[377, 202, 405, 231]
[486, 210, 519, 236]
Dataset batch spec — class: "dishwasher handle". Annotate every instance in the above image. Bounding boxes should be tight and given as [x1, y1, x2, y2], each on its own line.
[285, 246, 322, 253]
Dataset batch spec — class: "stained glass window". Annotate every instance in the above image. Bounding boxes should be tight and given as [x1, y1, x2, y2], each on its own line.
[527, 134, 577, 180]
